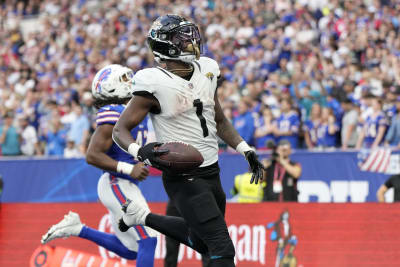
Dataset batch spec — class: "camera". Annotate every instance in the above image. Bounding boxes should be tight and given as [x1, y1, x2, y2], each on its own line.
[266, 140, 278, 161]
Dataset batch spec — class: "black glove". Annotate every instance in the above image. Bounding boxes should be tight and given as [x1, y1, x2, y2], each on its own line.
[137, 142, 169, 170]
[245, 150, 264, 184]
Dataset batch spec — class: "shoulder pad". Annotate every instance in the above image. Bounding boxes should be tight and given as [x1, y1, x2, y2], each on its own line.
[197, 57, 220, 77]
[132, 68, 159, 94]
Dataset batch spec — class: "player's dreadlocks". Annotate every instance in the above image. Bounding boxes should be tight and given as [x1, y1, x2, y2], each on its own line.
[93, 97, 131, 109]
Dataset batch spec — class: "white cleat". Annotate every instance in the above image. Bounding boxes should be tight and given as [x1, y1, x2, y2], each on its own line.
[120, 199, 150, 230]
[41, 211, 84, 244]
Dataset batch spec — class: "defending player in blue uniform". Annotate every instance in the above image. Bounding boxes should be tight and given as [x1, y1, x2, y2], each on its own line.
[41, 64, 157, 266]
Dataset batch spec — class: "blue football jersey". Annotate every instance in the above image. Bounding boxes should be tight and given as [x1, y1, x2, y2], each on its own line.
[275, 111, 300, 148]
[96, 104, 148, 183]
[363, 112, 387, 148]
[255, 117, 275, 149]
[303, 119, 318, 146]
[316, 122, 339, 148]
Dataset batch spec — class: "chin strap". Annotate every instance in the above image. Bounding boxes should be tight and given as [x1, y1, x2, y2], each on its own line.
[168, 64, 194, 76]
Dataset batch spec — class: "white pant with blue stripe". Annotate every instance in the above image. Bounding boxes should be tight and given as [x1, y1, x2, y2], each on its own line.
[97, 172, 157, 252]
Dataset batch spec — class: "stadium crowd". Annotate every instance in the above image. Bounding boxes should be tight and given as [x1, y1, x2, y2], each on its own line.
[1, 0, 400, 156]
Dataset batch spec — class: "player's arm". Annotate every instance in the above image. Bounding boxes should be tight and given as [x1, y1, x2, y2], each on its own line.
[214, 92, 264, 184]
[376, 184, 388, 203]
[112, 96, 168, 168]
[86, 124, 148, 180]
[112, 96, 153, 151]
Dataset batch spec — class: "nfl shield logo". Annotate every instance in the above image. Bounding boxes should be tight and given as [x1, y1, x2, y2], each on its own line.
[188, 83, 194, 89]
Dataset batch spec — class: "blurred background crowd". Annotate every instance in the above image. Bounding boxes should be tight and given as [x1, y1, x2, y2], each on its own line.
[1, 0, 400, 157]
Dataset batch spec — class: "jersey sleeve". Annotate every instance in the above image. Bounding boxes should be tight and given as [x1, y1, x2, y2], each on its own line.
[96, 105, 120, 126]
[198, 57, 221, 78]
[131, 69, 156, 95]
[378, 114, 388, 127]
[303, 120, 311, 131]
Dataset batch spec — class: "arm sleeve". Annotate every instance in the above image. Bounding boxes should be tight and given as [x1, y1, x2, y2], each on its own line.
[132, 69, 156, 95]
[96, 107, 120, 126]
[378, 115, 388, 127]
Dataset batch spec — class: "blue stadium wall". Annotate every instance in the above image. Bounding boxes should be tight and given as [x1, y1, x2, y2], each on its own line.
[0, 151, 397, 203]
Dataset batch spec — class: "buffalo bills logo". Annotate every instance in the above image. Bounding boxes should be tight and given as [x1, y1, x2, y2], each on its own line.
[95, 68, 112, 93]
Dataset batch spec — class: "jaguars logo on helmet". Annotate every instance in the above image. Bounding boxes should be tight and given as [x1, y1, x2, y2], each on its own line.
[147, 14, 202, 63]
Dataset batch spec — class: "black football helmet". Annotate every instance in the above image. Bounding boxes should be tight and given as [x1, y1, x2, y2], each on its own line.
[147, 14, 202, 63]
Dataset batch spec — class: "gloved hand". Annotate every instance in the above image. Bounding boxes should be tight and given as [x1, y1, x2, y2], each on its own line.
[245, 150, 264, 184]
[137, 142, 169, 170]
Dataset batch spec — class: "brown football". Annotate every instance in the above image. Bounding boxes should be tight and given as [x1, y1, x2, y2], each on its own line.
[156, 142, 204, 173]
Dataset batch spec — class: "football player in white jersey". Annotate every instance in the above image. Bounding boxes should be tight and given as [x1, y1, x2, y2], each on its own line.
[112, 15, 264, 267]
[41, 64, 157, 266]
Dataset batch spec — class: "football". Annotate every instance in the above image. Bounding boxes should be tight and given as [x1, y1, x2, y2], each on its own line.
[156, 142, 204, 173]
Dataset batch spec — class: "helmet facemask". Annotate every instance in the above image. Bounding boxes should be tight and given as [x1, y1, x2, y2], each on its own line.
[170, 24, 201, 61]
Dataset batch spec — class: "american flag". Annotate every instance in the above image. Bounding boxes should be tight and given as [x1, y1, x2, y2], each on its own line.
[358, 148, 392, 173]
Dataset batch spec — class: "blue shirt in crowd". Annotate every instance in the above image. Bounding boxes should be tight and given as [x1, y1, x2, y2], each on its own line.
[68, 114, 89, 145]
[316, 123, 339, 148]
[46, 129, 68, 155]
[363, 112, 388, 148]
[255, 117, 275, 149]
[275, 111, 300, 148]
[385, 114, 400, 146]
[233, 112, 255, 146]
[303, 119, 318, 146]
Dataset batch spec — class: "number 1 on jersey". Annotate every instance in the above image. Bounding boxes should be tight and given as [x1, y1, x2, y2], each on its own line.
[193, 99, 209, 137]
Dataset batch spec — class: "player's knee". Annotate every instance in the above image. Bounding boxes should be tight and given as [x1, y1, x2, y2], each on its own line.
[211, 235, 235, 259]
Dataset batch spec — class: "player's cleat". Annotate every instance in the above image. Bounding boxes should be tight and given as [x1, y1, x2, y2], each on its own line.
[41, 211, 84, 244]
[119, 198, 150, 232]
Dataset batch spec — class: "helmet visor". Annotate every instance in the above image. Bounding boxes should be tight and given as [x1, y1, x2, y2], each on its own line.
[171, 24, 202, 51]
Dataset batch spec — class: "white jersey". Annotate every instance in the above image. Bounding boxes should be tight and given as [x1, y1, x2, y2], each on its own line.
[132, 57, 220, 167]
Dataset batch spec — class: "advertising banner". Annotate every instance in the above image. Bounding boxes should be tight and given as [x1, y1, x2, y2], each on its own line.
[1, 203, 400, 267]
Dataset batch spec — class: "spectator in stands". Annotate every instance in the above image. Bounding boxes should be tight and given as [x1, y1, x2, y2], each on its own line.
[262, 140, 302, 202]
[233, 99, 255, 146]
[254, 106, 276, 149]
[67, 104, 89, 154]
[384, 98, 400, 148]
[18, 115, 40, 156]
[303, 103, 321, 149]
[377, 175, 400, 202]
[1, 0, 400, 155]
[43, 116, 67, 156]
[274, 99, 300, 148]
[63, 138, 82, 158]
[341, 99, 359, 149]
[316, 107, 339, 149]
[356, 97, 388, 149]
[0, 112, 21, 156]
